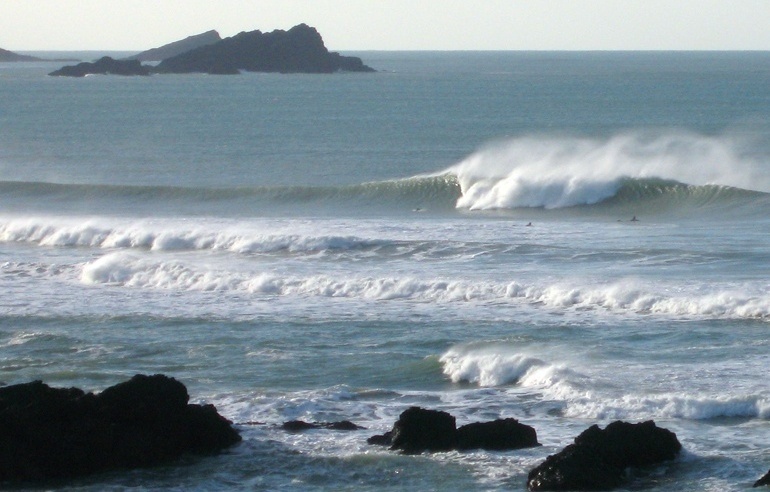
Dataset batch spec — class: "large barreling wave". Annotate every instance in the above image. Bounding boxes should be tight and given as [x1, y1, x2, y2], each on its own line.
[1, 131, 768, 218]
[445, 131, 770, 215]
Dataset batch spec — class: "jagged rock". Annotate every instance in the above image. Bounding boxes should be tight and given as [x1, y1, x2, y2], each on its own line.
[49, 56, 150, 77]
[282, 419, 364, 431]
[126, 30, 222, 62]
[755, 469, 770, 487]
[527, 420, 682, 491]
[368, 407, 540, 454]
[0, 374, 240, 483]
[155, 24, 374, 75]
[456, 418, 540, 451]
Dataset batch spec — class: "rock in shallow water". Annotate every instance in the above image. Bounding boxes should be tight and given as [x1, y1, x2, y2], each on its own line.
[0, 374, 240, 483]
[281, 419, 365, 431]
[368, 406, 540, 454]
[527, 420, 681, 491]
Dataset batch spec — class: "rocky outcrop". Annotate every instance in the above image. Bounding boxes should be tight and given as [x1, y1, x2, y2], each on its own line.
[0, 374, 241, 483]
[456, 418, 540, 451]
[367, 406, 540, 454]
[49, 56, 150, 77]
[155, 23, 374, 75]
[755, 469, 770, 487]
[527, 420, 682, 491]
[126, 30, 222, 62]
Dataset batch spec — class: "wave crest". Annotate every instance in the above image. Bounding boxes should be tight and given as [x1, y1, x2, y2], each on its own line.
[449, 132, 769, 210]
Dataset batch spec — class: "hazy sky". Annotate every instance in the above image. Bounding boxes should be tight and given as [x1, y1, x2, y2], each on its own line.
[2, 0, 770, 51]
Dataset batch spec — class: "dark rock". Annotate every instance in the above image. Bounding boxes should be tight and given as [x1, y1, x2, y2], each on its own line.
[755, 469, 770, 487]
[369, 407, 541, 454]
[155, 24, 374, 75]
[367, 431, 393, 446]
[326, 420, 365, 431]
[456, 418, 540, 451]
[388, 407, 457, 454]
[126, 30, 222, 62]
[0, 374, 240, 483]
[49, 56, 151, 77]
[282, 419, 365, 431]
[283, 420, 319, 431]
[527, 420, 682, 491]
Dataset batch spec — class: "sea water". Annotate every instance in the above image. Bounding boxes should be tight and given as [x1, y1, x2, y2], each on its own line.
[1, 51, 770, 490]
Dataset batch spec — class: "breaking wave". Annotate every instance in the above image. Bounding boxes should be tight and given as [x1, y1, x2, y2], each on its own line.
[77, 253, 770, 320]
[448, 131, 770, 212]
[439, 343, 770, 421]
[1, 131, 768, 217]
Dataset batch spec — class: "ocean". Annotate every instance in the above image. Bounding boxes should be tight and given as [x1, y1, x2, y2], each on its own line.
[1, 51, 770, 490]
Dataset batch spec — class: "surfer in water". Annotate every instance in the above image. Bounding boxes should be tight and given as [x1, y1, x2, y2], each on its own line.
[630, 215, 639, 222]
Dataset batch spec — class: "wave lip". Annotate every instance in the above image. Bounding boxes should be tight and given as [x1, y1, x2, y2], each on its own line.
[449, 131, 770, 211]
[439, 344, 586, 405]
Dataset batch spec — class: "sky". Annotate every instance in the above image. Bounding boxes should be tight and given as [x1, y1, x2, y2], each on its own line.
[2, 0, 770, 51]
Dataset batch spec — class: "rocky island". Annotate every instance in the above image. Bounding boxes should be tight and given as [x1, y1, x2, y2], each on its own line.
[49, 56, 151, 77]
[49, 24, 374, 77]
[154, 23, 374, 74]
[125, 30, 222, 62]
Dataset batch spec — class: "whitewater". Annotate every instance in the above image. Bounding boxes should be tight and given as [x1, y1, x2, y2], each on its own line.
[1, 51, 770, 490]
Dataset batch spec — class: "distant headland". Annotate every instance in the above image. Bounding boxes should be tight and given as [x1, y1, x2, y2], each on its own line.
[48, 24, 374, 77]
[0, 47, 79, 63]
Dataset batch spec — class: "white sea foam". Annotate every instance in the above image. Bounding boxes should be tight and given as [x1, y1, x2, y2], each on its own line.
[0, 217, 376, 255]
[439, 345, 586, 404]
[440, 345, 551, 387]
[79, 253, 770, 320]
[450, 132, 768, 210]
[504, 280, 770, 318]
[440, 344, 770, 421]
[564, 394, 770, 421]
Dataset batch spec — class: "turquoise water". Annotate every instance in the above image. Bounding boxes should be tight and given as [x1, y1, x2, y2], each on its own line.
[1, 52, 770, 490]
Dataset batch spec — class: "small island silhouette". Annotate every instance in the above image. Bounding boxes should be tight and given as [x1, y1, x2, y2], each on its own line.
[48, 24, 375, 77]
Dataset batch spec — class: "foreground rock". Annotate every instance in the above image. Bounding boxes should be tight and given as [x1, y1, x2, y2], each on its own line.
[155, 23, 374, 75]
[527, 420, 681, 491]
[755, 469, 770, 487]
[126, 30, 222, 62]
[368, 406, 539, 454]
[49, 56, 150, 77]
[0, 374, 241, 483]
